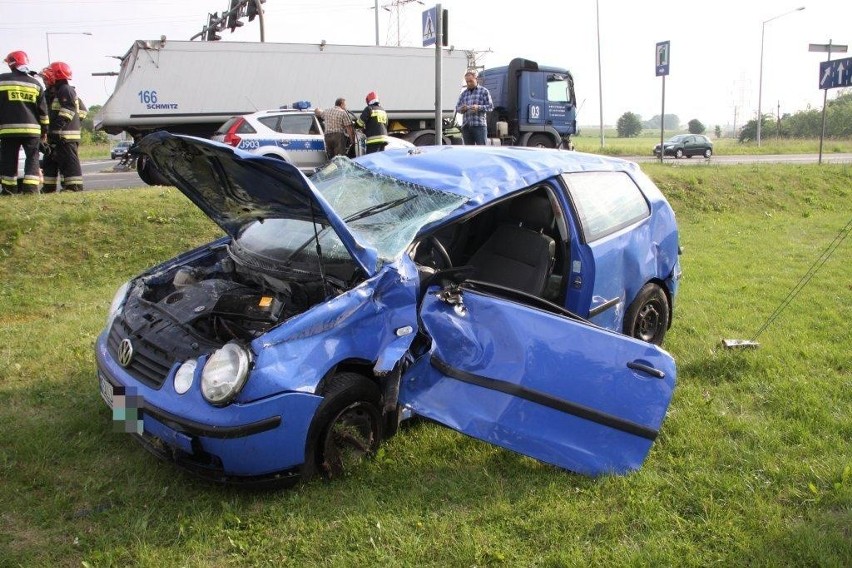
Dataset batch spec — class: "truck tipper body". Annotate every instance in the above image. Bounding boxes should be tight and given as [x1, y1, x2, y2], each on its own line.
[96, 39, 578, 183]
[96, 39, 470, 144]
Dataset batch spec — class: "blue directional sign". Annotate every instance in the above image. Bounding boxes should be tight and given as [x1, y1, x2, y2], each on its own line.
[819, 57, 852, 90]
[422, 7, 437, 47]
[655, 41, 670, 77]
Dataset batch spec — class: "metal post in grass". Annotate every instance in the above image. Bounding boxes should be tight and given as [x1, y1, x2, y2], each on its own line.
[655, 41, 670, 164]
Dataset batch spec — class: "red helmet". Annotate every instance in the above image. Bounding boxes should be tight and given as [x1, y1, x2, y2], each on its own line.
[49, 61, 72, 80]
[40, 66, 56, 86]
[365, 91, 379, 105]
[5, 50, 28, 69]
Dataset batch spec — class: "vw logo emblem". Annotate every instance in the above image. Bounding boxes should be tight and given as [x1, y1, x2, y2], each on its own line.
[118, 338, 134, 368]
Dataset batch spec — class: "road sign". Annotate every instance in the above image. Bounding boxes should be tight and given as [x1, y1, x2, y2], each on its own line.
[422, 7, 437, 47]
[655, 41, 670, 77]
[819, 57, 852, 90]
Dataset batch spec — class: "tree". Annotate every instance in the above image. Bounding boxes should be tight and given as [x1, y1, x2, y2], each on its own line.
[687, 119, 705, 134]
[714, 125, 722, 138]
[643, 114, 680, 130]
[616, 112, 642, 138]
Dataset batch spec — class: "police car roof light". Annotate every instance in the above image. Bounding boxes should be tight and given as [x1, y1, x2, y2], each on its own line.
[292, 100, 311, 110]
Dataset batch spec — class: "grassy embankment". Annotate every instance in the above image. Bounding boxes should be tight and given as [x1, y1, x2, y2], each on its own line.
[0, 164, 849, 566]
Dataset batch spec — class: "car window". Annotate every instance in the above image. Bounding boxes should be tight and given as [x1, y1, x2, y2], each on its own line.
[562, 171, 650, 242]
[257, 116, 279, 131]
[214, 117, 243, 136]
[278, 114, 316, 135]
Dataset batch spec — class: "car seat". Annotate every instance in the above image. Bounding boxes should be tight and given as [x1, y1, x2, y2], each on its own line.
[467, 193, 556, 296]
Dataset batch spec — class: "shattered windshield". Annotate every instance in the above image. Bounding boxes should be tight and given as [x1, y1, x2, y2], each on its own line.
[233, 157, 466, 269]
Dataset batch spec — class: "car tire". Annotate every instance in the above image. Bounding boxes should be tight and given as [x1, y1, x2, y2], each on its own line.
[303, 372, 382, 480]
[704, 149, 712, 158]
[674, 148, 684, 159]
[623, 283, 670, 346]
[136, 155, 171, 186]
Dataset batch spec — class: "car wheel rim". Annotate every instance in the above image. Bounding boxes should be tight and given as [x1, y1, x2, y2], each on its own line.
[636, 301, 663, 342]
[321, 401, 379, 477]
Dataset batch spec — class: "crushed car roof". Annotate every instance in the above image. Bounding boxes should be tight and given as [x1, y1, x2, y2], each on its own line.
[355, 145, 643, 208]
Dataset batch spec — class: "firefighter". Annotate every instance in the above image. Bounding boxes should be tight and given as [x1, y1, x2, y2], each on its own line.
[0, 50, 49, 194]
[356, 91, 389, 154]
[43, 61, 87, 192]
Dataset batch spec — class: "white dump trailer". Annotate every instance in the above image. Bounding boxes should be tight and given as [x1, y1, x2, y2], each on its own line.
[96, 39, 471, 145]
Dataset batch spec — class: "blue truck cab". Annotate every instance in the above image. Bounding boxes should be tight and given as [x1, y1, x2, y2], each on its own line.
[478, 58, 578, 149]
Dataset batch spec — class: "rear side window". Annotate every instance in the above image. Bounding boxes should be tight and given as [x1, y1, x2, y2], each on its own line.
[257, 116, 279, 131]
[562, 171, 650, 242]
[278, 114, 317, 135]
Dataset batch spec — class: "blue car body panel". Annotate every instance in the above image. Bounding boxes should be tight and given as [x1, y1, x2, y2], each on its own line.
[95, 135, 681, 482]
[401, 287, 676, 476]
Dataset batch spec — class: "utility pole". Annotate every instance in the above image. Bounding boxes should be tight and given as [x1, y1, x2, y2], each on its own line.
[382, 0, 424, 46]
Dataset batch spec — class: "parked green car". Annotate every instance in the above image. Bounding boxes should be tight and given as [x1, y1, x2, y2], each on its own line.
[653, 134, 713, 159]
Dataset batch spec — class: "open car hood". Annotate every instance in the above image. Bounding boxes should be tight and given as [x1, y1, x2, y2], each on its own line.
[135, 132, 379, 275]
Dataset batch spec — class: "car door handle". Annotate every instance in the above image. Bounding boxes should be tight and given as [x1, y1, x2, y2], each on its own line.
[627, 360, 665, 379]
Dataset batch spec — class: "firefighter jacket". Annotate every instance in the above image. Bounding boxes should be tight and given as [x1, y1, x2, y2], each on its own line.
[0, 69, 49, 138]
[49, 81, 87, 141]
[357, 104, 389, 146]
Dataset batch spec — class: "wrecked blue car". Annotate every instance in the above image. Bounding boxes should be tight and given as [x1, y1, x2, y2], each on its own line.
[95, 133, 681, 485]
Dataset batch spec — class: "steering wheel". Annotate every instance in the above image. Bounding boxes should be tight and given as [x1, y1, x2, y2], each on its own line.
[411, 236, 453, 269]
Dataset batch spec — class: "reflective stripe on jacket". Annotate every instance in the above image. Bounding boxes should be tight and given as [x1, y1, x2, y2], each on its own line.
[0, 71, 48, 138]
[357, 104, 389, 145]
[49, 81, 87, 141]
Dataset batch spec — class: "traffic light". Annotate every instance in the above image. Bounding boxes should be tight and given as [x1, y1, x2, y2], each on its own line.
[205, 12, 222, 41]
[226, 0, 244, 32]
[246, 0, 265, 22]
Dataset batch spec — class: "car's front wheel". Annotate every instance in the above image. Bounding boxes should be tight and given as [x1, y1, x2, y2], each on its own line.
[623, 283, 670, 345]
[704, 148, 713, 158]
[674, 148, 684, 159]
[303, 372, 382, 480]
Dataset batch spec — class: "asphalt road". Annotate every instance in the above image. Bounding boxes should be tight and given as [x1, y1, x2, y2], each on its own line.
[78, 152, 852, 191]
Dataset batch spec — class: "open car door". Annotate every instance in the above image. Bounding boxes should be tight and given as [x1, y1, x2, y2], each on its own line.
[401, 282, 676, 476]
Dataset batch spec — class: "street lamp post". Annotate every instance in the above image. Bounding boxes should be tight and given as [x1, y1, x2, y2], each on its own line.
[45, 32, 92, 63]
[756, 6, 804, 147]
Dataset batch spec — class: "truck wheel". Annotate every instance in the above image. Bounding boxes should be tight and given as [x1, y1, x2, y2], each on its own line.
[409, 132, 436, 146]
[136, 155, 171, 186]
[527, 134, 556, 148]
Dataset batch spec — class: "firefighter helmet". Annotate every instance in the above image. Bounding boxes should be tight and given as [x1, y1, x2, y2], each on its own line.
[365, 91, 379, 105]
[49, 61, 73, 80]
[5, 51, 28, 69]
[40, 66, 56, 86]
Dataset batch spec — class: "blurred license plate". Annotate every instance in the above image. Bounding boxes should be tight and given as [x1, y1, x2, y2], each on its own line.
[99, 374, 113, 407]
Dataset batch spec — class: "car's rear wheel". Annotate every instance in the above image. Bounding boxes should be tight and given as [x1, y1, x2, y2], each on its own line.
[704, 148, 712, 158]
[674, 148, 684, 159]
[623, 283, 670, 346]
[303, 372, 382, 480]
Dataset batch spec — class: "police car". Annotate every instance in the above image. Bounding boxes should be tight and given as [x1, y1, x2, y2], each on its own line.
[212, 102, 412, 173]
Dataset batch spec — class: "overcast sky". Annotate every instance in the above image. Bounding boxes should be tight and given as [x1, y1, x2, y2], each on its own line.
[1, 0, 849, 129]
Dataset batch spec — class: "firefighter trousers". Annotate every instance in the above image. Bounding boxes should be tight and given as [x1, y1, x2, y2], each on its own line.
[0, 136, 41, 194]
[43, 140, 83, 192]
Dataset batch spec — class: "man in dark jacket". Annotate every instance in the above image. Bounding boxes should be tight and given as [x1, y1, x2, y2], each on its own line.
[0, 50, 49, 194]
[356, 91, 389, 154]
[42, 61, 87, 192]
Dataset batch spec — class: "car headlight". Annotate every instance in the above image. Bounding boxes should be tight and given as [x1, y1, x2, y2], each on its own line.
[173, 359, 197, 395]
[106, 281, 130, 329]
[200, 343, 250, 405]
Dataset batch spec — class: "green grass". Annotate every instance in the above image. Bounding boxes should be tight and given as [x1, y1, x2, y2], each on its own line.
[0, 167, 850, 567]
[574, 132, 852, 156]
